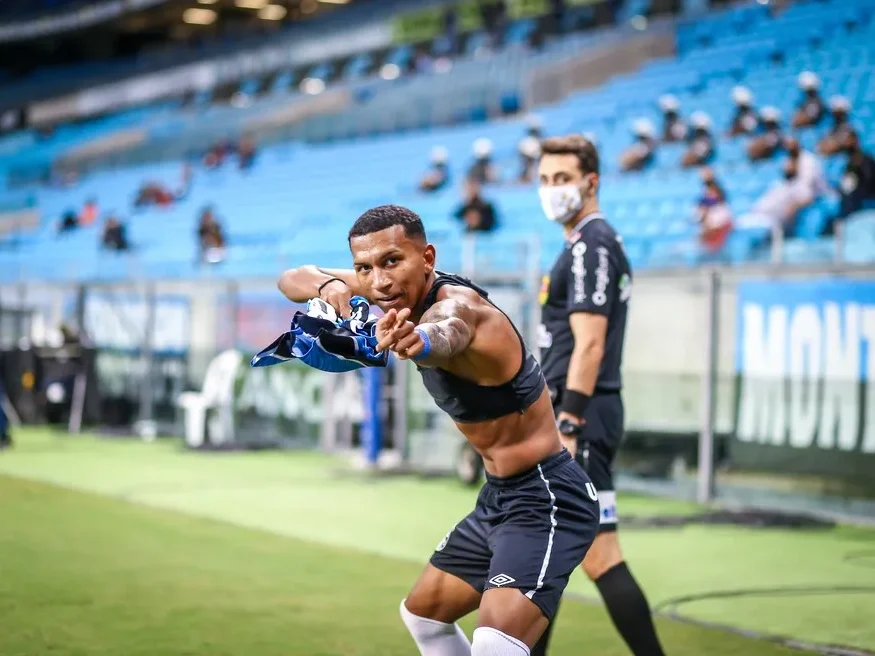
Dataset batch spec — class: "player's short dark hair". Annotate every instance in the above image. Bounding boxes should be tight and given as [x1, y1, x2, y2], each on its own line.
[348, 204, 427, 243]
[540, 134, 600, 176]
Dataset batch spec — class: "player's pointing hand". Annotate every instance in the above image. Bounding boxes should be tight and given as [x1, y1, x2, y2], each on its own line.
[376, 308, 414, 353]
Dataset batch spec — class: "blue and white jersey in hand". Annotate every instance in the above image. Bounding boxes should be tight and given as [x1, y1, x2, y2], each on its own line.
[250, 295, 388, 373]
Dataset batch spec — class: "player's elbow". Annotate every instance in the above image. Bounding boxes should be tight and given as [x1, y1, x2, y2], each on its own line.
[277, 266, 309, 301]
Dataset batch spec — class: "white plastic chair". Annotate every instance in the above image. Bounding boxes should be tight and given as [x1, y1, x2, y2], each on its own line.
[177, 349, 241, 448]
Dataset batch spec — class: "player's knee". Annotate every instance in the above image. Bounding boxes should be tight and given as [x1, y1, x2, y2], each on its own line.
[472, 627, 531, 655]
[403, 580, 465, 623]
[400, 599, 452, 638]
[403, 588, 446, 622]
[582, 531, 624, 580]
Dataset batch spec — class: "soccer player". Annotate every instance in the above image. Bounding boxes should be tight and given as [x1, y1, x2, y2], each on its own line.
[277, 205, 600, 655]
[531, 135, 666, 656]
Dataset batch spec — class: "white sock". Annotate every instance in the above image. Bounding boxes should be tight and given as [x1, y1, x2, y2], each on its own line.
[400, 599, 472, 655]
[471, 627, 530, 656]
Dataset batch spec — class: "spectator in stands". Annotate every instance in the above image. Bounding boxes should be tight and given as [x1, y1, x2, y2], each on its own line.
[817, 96, 854, 157]
[742, 137, 829, 239]
[523, 114, 543, 140]
[418, 146, 451, 193]
[791, 71, 825, 129]
[835, 129, 875, 223]
[238, 136, 257, 171]
[727, 86, 759, 137]
[682, 112, 715, 168]
[748, 106, 784, 161]
[79, 198, 98, 227]
[658, 95, 687, 143]
[197, 206, 227, 265]
[100, 215, 129, 252]
[135, 181, 176, 208]
[620, 119, 657, 172]
[517, 136, 541, 184]
[204, 140, 232, 169]
[695, 167, 733, 255]
[467, 138, 500, 185]
[454, 179, 497, 233]
[57, 209, 78, 234]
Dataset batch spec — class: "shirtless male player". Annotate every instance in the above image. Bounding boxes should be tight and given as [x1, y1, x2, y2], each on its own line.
[278, 204, 599, 655]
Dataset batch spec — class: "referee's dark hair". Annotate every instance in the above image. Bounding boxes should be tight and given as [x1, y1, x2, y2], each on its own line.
[540, 134, 600, 176]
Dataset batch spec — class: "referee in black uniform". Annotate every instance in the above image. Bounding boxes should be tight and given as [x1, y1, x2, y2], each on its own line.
[531, 135, 666, 656]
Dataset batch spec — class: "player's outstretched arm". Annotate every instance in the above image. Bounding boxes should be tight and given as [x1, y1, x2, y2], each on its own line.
[277, 266, 363, 317]
[376, 299, 478, 367]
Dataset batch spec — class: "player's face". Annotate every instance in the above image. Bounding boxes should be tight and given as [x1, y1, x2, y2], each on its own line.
[538, 153, 598, 211]
[350, 225, 436, 314]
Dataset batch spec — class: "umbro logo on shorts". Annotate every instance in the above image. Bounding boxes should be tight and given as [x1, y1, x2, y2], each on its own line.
[488, 573, 516, 587]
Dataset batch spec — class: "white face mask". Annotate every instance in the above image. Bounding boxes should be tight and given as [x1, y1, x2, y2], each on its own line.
[538, 182, 586, 223]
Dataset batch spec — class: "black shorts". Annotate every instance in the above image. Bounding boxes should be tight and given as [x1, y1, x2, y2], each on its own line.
[551, 386, 624, 532]
[430, 449, 599, 621]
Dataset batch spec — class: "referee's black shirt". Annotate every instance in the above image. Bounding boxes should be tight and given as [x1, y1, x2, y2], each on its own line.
[538, 214, 632, 391]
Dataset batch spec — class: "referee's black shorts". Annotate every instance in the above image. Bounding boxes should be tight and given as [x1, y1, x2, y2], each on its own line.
[550, 385, 624, 533]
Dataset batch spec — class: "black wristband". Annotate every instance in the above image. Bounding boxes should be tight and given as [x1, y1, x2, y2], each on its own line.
[317, 277, 345, 295]
[561, 389, 591, 419]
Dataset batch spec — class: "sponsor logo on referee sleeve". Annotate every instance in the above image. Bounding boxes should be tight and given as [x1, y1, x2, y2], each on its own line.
[597, 490, 617, 524]
[537, 323, 552, 349]
[571, 241, 586, 304]
[619, 273, 632, 302]
[539, 275, 550, 306]
[593, 246, 609, 307]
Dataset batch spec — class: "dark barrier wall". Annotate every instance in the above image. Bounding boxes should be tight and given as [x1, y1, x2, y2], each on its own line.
[0, 346, 100, 426]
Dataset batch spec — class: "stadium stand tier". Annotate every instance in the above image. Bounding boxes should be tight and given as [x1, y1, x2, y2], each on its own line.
[2, 0, 875, 283]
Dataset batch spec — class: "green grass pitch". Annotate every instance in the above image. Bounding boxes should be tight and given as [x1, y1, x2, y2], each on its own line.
[0, 427, 873, 655]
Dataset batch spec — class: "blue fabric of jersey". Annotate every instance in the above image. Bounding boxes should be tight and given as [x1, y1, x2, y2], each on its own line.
[250, 295, 388, 373]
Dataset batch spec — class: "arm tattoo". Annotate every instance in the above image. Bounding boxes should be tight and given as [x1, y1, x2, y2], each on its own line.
[415, 300, 476, 365]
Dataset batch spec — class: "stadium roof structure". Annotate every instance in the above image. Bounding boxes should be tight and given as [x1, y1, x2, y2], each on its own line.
[0, 0, 352, 81]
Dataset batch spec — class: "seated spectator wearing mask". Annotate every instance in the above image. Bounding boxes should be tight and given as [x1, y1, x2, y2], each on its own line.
[523, 113, 543, 140]
[517, 136, 541, 184]
[658, 95, 687, 143]
[792, 71, 825, 129]
[682, 112, 716, 168]
[58, 209, 78, 234]
[748, 106, 784, 161]
[741, 137, 830, 240]
[817, 96, 854, 157]
[80, 198, 98, 227]
[695, 167, 733, 255]
[466, 138, 500, 185]
[620, 119, 657, 172]
[454, 179, 498, 233]
[197, 206, 227, 265]
[101, 215, 129, 252]
[419, 146, 451, 193]
[728, 86, 759, 137]
[828, 129, 875, 231]
[238, 136, 257, 171]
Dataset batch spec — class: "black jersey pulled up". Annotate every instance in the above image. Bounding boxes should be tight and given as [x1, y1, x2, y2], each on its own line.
[416, 272, 546, 423]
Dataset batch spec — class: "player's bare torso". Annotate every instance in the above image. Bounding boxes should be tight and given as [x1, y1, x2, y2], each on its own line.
[423, 285, 562, 478]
